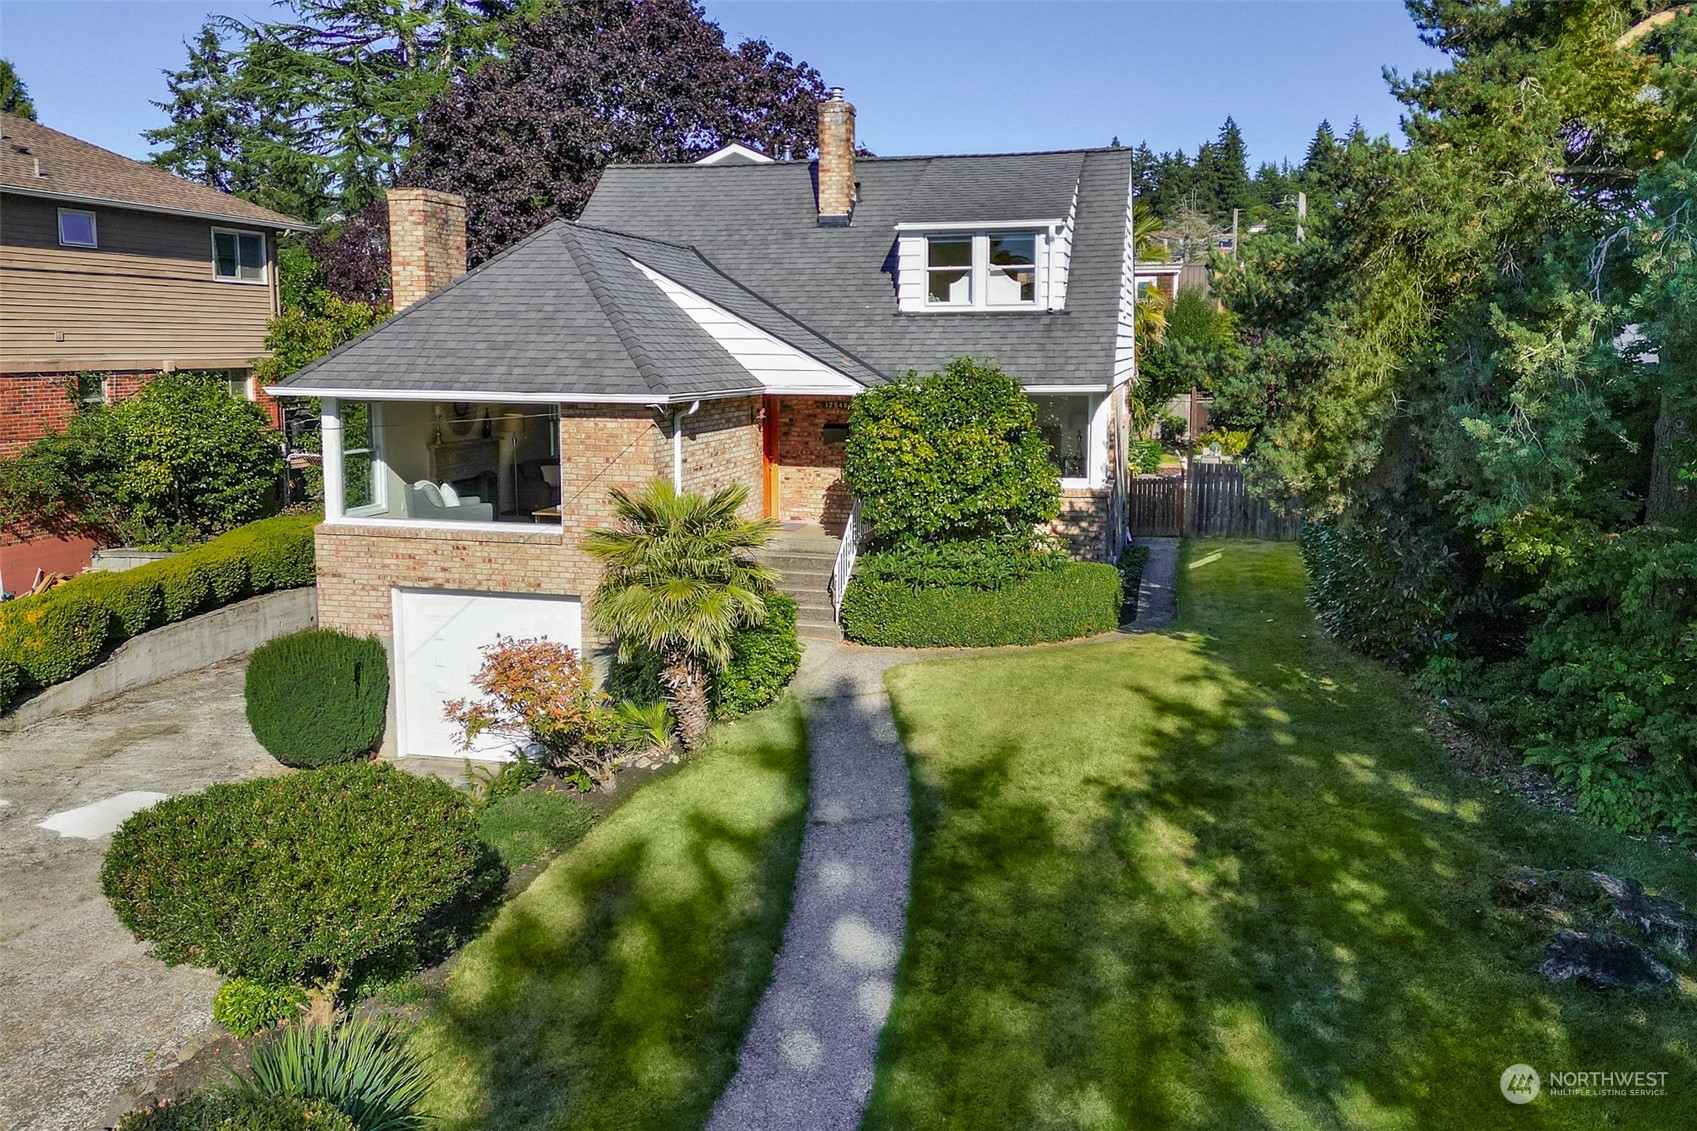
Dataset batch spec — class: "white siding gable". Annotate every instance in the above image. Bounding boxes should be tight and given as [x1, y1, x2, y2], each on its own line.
[631, 259, 864, 394]
[1113, 174, 1140, 387]
[895, 227, 1065, 313]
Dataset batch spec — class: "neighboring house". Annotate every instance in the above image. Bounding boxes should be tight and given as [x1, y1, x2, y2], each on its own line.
[0, 116, 311, 591]
[270, 90, 1148, 760]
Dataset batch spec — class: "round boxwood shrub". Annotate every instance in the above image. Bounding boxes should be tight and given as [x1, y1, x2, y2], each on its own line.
[606, 592, 802, 720]
[246, 629, 388, 767]
[840, 562, 1122, 648]
[101, 762, 500, 989]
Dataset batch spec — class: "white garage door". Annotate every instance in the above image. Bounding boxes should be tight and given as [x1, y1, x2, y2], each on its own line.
[393, 588, 583, 760]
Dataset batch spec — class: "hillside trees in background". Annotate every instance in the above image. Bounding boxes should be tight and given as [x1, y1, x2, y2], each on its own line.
[405, 0, 825, 262]
[1210, 0, 1697, 839]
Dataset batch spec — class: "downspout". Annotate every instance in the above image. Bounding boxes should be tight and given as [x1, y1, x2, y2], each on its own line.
[672, 400, 701, 490]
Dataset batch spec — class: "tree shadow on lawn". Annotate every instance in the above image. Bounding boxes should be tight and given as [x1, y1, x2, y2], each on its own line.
[412, 700, 810, 1131]
[869, 542, 1697, 1131]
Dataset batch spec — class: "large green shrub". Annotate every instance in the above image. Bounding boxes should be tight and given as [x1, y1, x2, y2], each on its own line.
[841, 563, 1121, 648]
[606, 592, 802, 720]
[116, 1092, 358, 1131]
[101, 762, 500, 989]
[0, 370, 286, 548]
[844, 357, 1060, 546]
[0, 513, 317, 710]
[246, 630, 387, 768]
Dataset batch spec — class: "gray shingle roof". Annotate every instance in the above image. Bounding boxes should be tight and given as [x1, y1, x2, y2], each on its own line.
[276, 222, 883, 399]
[582, 148, 1132, 387]
[278, 146, 1132, 400]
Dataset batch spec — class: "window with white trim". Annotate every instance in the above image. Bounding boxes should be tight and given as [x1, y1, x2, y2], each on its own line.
[923, 230, 1043, 309]
[212, 228, 266, 283]
[340, 400, 381, 513]
[1031, 394, 1100, 484]
[58, 208, 97, 248]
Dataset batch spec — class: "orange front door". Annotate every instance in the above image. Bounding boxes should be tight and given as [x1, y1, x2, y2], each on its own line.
[761, 395, 780, 519]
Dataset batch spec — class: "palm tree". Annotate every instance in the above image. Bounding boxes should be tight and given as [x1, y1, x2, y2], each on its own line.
[584, 480, 779, 749]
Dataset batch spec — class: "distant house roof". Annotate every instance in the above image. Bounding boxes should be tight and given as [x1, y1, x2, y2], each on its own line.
[276, 221, 886, 402]
[580, 148, 1132, 388]
[0, 117, 312, 231]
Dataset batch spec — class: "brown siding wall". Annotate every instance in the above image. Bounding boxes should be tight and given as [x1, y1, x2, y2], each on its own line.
[316, 405, 668, 642]
[0, 193, 279, 373]
[775, 396, 853, 533]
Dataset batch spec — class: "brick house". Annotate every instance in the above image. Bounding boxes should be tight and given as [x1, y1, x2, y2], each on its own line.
[269, 92, 1148, 760]
[0, 116, 311, 591]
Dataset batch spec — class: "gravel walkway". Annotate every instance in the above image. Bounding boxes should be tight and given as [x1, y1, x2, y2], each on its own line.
[706, 642, 913, 1131]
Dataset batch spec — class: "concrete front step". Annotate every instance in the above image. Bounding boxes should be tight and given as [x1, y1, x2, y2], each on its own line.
[797, 620, 842, 641]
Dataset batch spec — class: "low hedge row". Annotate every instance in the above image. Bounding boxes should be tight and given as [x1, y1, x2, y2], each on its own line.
[0, 512, 317, 713]
[1116, 544, 1151, 622]
[840, 562, 1122, 647]
[607, 592, 803, 720]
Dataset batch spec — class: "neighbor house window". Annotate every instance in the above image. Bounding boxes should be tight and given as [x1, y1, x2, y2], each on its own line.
[923, 230, 1042, 309]
[58, 208, 97, 248]
[225, 373, 251, 400]
[1032, 394, 1093, 481]
[212, 229, 266, 283]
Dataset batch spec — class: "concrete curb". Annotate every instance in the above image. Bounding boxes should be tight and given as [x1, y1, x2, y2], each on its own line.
[1, 588, 317, 733]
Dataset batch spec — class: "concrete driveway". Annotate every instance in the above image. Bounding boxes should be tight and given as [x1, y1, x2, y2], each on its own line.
[0, 658, 280, 1131]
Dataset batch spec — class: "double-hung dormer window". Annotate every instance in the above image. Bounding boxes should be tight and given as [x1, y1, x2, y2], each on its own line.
[924, 230, 1042, 309]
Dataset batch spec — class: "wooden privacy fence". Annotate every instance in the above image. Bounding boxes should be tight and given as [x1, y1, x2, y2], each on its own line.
[1129, 464, 1301, 540]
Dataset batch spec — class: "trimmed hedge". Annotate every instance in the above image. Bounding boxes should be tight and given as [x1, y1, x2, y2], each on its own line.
[245, 629, 388, 768]
[1116, 544, 1151, 622]
[0, 513, 318, 712]
[841, 562, 1122, 647]
[606, 592, 802, 720]
[101, 762, 500, 989]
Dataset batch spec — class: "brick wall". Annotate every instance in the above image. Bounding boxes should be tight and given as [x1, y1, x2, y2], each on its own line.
[774, 396, 853, 532]
[678, 396, 762, 518]
[1050, 488, 1112, 561]
[387, 188, 467, 311]
[0, 375, 78, 455]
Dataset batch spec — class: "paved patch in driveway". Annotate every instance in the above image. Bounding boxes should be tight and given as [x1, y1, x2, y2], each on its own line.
[0, 658, 281, 1131]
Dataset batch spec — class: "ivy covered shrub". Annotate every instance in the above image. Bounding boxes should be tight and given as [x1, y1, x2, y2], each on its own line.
[116, 1093, 358, 1131]
[844, 357, 1060, 546]
[606, 593, 802, 720]
[841, 563, 1121, 648]
[0, 513, 318, 711]
[101, 763, 501, 991]
[245, 629, 388, 768]
[212, 977, 308, 1037]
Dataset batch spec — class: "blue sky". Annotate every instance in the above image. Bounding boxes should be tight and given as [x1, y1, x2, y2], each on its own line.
[0, 1, 1446, 168]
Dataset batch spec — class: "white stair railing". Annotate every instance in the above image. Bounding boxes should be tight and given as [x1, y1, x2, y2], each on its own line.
[829, 499, 865, 623]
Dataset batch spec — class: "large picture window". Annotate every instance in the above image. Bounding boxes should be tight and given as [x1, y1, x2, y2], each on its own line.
[922, 230, 1043, 309]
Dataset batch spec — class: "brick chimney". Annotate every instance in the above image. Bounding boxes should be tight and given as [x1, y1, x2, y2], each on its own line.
[386, 187, 467, 311]
[816, 88, 856, 226]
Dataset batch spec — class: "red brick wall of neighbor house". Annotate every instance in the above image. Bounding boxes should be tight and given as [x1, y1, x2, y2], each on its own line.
[0, 375, 78, 456]
[774, 396, 853, 533]
[678, 396, 763, 518]
[316, 405, 667, 642]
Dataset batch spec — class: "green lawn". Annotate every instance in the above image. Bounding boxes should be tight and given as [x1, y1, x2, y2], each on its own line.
[413, 697, 809, 1130]
[869, 540, 1697, 1131]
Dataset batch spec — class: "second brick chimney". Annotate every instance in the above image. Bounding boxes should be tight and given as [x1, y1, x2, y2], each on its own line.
[816, 88, 856, 226]
[387, 187, 467, 311]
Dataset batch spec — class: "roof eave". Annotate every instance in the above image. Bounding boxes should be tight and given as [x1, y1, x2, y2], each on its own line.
[0, 185, 315, 232]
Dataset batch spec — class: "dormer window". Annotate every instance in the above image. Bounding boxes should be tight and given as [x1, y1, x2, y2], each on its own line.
[917, 229, 1046, 310]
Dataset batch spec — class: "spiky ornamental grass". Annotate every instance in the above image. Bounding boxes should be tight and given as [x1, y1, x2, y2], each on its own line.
[584, 480, 779, 749]
[232, 1020, 433, 1131]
